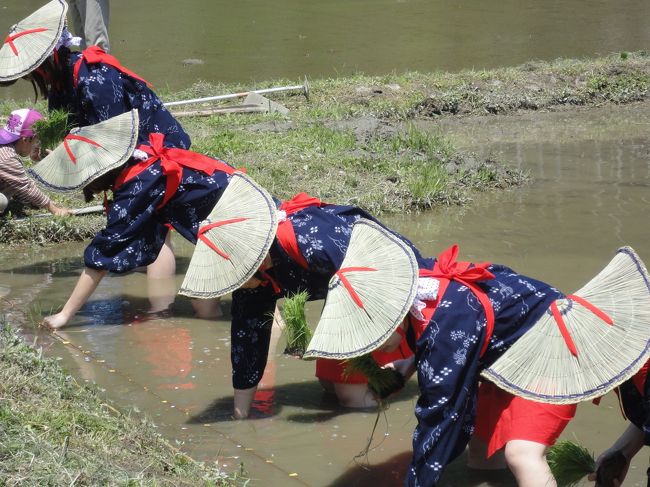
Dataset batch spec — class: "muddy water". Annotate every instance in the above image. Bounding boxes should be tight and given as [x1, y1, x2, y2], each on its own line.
[4, 0, 650, 101]
[2, 102, 650, 486]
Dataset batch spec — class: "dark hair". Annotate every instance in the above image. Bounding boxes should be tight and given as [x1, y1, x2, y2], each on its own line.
[82, 166, 124, 203]
[30, 56, 64, 101]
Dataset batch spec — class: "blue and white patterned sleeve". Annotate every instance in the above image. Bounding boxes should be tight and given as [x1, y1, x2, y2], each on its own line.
[230, 285, 279, 390]
[83, 174, 167, 273]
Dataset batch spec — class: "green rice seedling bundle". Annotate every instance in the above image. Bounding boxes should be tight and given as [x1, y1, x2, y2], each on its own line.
[547, 440, 596, 487]
[32, 109, 71, 151]
[547, 440, 626, 487]
[344, 354, 404, 399]
[280, 290, 311, 357]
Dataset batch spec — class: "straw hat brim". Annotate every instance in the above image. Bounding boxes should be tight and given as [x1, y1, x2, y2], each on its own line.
[0, 0, 67, 82]
[482, 246, 650, 404]
[303, 219, 418, 360]
[178, 172, 278, 299]
[29, 110, 139, 192]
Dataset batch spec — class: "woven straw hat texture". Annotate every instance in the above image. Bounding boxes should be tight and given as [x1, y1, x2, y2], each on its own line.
[179, 172, 278, 298]
[29, 109, 139, 192]
[0, 0, 67, 82]
[303, 219, 419, 360]
[482, 246, 650, 404]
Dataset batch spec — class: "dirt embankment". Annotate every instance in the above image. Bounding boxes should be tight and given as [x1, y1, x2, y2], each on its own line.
[4, 51, 649, 245]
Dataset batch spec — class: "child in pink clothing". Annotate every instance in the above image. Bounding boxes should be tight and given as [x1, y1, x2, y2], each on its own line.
[0, 109, 69, 216]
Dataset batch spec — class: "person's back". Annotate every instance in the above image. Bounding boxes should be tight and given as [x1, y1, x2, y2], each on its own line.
[49, 46, 190, 149]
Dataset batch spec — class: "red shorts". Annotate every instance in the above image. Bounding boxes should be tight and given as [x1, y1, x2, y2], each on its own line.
[315, 338, 412, 384]
[474, 381, 577, 458]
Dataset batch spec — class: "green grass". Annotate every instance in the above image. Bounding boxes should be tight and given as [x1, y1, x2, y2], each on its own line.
[9, 50, 650, 244]
[0, 322, 242, 486]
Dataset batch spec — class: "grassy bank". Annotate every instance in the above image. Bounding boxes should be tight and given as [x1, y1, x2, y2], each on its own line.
[0, 323, 241, 486]
[3, 50, 650, 245]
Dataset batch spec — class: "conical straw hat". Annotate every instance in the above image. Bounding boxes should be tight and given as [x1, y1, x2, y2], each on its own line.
[0, 0, 68, 82]
[482, 246, 650, 404]
[303, 219, 419, 360]
[29, 110, 139, 192]
[179, 172, 278, 298]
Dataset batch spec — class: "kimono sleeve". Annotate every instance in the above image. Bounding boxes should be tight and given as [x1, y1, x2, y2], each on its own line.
[84, 182, 167, 273]
[407, 312, 483, 486]
[230, 284, 278, 390]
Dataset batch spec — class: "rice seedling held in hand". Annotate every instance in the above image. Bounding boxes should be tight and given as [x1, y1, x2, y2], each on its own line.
[547, 440, 596, 487]
[548, 440, 628, 487]
[32, 109, 71, 152]
[280, 290, 312, 357]
[344, 354, 405, 399]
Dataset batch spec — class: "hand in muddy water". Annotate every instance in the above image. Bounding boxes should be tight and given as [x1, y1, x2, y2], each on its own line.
[587, 449, 627, 487]
[42, 312, 70, 330]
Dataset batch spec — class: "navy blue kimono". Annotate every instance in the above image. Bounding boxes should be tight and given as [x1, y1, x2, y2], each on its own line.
[406, 262, 562, 487]
[48, 47, 190, 149]
[230, 204, 425, 389]
[84, 157, 232, 273]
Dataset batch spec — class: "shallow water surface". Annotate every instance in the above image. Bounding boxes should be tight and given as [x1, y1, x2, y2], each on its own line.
[2, 102, 650, 485]
[3, 0, 650, 101]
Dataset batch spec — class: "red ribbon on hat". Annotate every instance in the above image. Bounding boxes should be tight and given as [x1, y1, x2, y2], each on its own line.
[73, 46, 151, 88]
[550, 294, 613, 357]
[114, 133, 237, 210]
[276, 193, 329, 269]
[335, 266, 377, 309]
[197, 217, 248, 260]
[4, 28, 48, 56]
[419, 245, 496, 357]
[63, 134, 102, 164]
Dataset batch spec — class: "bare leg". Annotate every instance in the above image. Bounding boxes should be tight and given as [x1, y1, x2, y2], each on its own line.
[146, 232, 176, 279]
[333, 382, 377, 408]
[191, 298, 222, 319]
[505, 440, 556, 487]
[147, 276, 176, 314]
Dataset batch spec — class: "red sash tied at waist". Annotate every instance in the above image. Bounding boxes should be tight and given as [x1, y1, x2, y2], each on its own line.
[73, 45, 151, 88]
[418, 245, 496, 358]
[275, 193, 329, 269]
[113, 132, 237, 210]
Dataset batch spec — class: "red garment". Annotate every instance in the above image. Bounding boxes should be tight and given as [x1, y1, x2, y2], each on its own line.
[632, 359, 650, 395]
[316, 338, 413, 384]
[276, 193, 329, 269]
[114, 133, 236, 210]
[421, 245, 494, 356]
[414, 245, 495, 357]
[474, 381, 577, 457]
[73, 45, 150, 87]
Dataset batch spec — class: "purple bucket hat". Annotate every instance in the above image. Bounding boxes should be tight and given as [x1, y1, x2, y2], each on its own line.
[0, 108, 43, 144]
